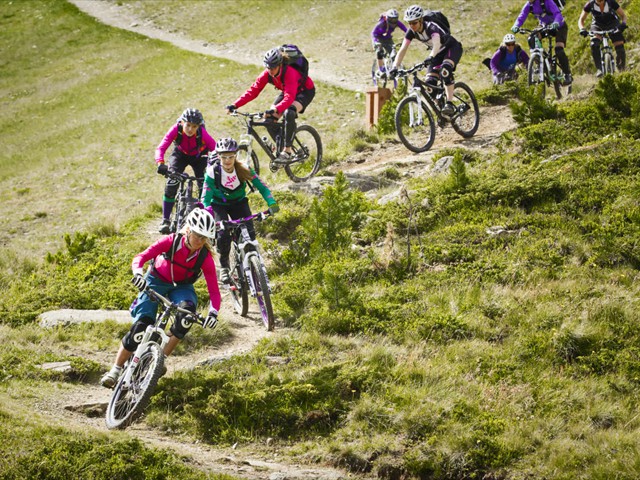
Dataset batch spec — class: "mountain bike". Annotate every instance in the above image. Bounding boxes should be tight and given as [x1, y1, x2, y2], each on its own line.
[589, 28, 619, 76]
[519, 26, 570, 99]
[394, 61, 480, 153]
[371, 42, 400, 89]
[218, 210, 274, 331]
[105, 287, 205, 430]
[164, 171, 202, 233]
[232, 111, 322, 183]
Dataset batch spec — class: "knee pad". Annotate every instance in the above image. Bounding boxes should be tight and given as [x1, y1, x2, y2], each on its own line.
[170, 301, 196, 340]
[555, 46, 565, 56]
[376, 49, 384, 60]
[164, 177, 180, 198]
[441, 63, 455, 86]
[590, 38, 601, 49]
[122, 316, 154, 351]
[284, 107, 298, 123]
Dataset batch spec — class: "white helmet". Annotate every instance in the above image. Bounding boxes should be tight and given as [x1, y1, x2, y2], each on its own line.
[186, 208, 216, 238]
[503, 33, 516, 44]
[404, 5, 424, 22]
[386, 8, 399, 19]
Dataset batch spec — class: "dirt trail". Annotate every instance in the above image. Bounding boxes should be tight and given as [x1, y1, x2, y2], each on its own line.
[32, 3, 517, 478]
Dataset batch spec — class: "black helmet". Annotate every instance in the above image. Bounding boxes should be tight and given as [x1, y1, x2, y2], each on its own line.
[179, 108, 204, 125]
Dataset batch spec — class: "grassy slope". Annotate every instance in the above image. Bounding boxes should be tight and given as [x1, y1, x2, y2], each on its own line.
[2, 1, 640, 479]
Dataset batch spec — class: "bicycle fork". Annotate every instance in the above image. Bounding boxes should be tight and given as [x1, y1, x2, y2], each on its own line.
[407, 90, 424, 127]
[120, 325, 169, 389]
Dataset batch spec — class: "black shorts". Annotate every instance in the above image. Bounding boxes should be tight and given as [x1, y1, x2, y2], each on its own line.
[274, 87, 316, 114]
[428, 38, 463, 71]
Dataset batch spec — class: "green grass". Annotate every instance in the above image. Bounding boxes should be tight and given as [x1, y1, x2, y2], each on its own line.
[2, 1, 640, 479]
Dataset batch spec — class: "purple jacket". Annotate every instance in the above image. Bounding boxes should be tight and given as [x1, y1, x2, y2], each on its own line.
[371, 15, 407, 42]
[514, 0, 565, 28]
[490, 45, 530, 75]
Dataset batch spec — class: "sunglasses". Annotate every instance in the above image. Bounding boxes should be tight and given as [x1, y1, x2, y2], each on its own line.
[505, 42, 516, 47]
[409, 20, 421, 26]
[219, 153, 236, 160]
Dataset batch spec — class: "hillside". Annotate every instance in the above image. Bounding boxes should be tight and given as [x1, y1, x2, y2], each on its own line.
[2, 1, 640, 480]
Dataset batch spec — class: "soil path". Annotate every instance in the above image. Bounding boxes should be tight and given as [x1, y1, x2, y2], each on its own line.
[69, 0, 362, 92]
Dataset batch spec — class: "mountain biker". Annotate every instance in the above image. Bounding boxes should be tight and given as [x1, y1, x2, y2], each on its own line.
[200, 138, 279, 284]
[578, 0, 628, 76]
[511, 0, 573, 86]
[225, 47, 315, 162]
[100, 208, 221, 388]
[389, 5, 464, 117]
[487, 33, 530, 84]
[371, 8, 408, 76]
[155, 108, 217, 234]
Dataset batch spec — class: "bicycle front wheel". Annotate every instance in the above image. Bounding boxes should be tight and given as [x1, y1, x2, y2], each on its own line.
[394, 96, 436, 153]
[285, 124, 322, 183]
[229, 242, 249, 316]
[603, 51, 615, 76]
[105, 343, 164, 430]
[451, 82, 480, 138]
[249, 255, 274, 331]
[527, 54, 545, 97]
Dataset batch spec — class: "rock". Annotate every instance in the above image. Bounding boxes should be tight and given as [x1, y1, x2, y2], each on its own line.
[39, 309, 132, 328]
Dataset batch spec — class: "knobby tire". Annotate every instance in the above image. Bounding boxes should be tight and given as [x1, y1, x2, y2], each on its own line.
[527, 53, 546, 98]
[105, 343, 165, 430]
[285, 124, 322, 183]
[229, 242, 249, 316]
[451, 82, 480, 138]
[249, 255, 274, 331]
[603, 51, 615, 76]
[238, 146, 260, 175]
[394, 96, 436, 153]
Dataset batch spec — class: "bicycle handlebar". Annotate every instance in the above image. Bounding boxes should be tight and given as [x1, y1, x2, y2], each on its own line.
[589, 28, 619, 36]
[146, 287, 206, 325]
[215, 210, 271, 231]
[164, 172, 203, 182]
[231, 111, 266, 120]
[396, 62, 426, 78]
[517, 25, 555, 36]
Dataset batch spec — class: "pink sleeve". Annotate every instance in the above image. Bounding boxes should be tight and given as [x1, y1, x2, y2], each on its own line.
[201, 254, 222, 312]
[155, 124, 179, 164]
[233, 71, 269, 109]
[201, 126, 217, 152]
[274, 67, 301, 113]
[132, 235, 173, 272]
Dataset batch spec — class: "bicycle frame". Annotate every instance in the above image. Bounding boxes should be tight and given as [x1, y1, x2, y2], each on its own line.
[523, 27, 564, 85]
[166, 172, 202, 233]
[590, 29, 617, 75]
[404, 64, 453, 124]
[235, 113, 280, 162]
[218, 211, 271, 299]
[119, 289, 200, 388]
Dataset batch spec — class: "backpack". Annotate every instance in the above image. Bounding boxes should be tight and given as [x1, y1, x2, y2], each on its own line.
[280, 44, 309, 88]
[423, 10, 450, 34]
[174, 122, 205, 154]
[157, 233, 208, 285]
[540, 0, 566, 16]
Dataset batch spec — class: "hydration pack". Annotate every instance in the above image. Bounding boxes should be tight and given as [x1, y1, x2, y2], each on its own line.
[424, 10, 450, 34]
[539, 0, 566, 15]
[157, 233, 208, 285]
[280, 44, 309, 88]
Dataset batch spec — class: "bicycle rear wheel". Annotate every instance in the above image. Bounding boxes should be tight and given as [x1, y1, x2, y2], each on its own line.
[451, 82, 480, 138]
[105, 343, 164, 430]
[394, 96, 436, 153]
[602, 51, 615, 76]
[249, 255, 274, 331]
[229, 242, 249, 316]
[285, 124, 322, 183]
[238, 146, 260, 174]
[527, 54, 545, 98]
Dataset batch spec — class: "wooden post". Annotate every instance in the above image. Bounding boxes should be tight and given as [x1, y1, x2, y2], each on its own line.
[365, 87, 392, 129]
